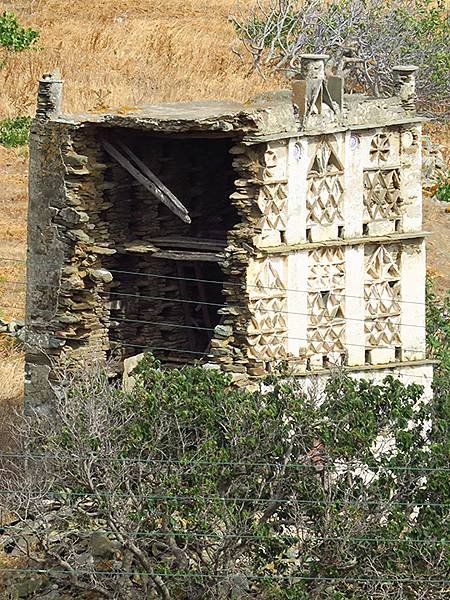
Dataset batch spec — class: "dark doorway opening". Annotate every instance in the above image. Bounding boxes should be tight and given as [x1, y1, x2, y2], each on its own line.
[97, 128, 239, 364]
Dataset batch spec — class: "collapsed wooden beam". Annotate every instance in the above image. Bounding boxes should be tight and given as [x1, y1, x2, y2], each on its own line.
[103, 139, 191, 224]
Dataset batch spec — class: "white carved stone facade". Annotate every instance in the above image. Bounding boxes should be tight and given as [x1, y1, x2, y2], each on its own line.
[242, 58, 430, 391]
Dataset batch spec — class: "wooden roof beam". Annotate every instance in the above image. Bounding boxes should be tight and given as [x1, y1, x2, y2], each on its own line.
[103, 139, 191, 224]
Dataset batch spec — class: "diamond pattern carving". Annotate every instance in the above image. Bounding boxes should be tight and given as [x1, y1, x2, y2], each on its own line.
[257, 182, 288, 231]
[307, 248, 346, 356]
[308, 247, 345, 291]
[363, 169, 403, 221]
[247, 258, 287, 361]
[307, 140, 344, 226]
[248, 297, 287, 333]
[364, 246, 401, 348]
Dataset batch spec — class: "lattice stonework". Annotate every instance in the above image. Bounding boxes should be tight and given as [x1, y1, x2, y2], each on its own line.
[307, 247, 346, 358]
[257, 144, 288, 233]
[257, 182, 288, 232]
[363, 168, 403, 221]
[247, 258, 287, 361]
[364, 245, 401, 348]
[306, 139, 344, 227]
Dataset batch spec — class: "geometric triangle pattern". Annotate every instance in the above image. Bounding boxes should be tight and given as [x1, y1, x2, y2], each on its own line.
[364, 316, 401, 347]
[307, 247, 346, 356]
[249, 258, 286, 300]
[307, 174, 344, 226]
[308, 247, 345, 291]
[247, 257, 288, 361]
[247, 330, 288, 361]
[365, 245, 401, 282]
[309, 290, 345, 325]
[257, 182, 288, 232]
[363, 168, 403, 221]
[364, 245, 401, 348]
[308, 322, 346, 354]
[248, 297, 287, 334]
[365, 280, 401, 319]
[307, 139, 344, 227]
[308, 139, 344, 176]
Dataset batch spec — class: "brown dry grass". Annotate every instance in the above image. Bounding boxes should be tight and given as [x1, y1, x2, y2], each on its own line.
[0, 338, 23, 401]
[0, 0, 280, 117]
[0, 144, 27, 323]
[0, 337, 23, 450]
[0, 142, 27, 435]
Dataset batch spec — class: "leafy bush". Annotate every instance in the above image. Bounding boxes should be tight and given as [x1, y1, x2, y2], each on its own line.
[0, 116, 32, 147]
[1, 354, 448, 598]
[422, 285, 450, 580]
[232, 0, 450, 112]
[435, 172, 450, 202]
[427, 284, 450, 375]
[0, 11, 39, 51]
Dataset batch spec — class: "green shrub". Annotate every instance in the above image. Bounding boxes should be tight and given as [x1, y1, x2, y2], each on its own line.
[435, 172, 450, 202]
[425, 286, 450, 525]
[427, 284, 450, 375]
[3, 353, 448, 598]
[1, 284, 448, 598]
[0, 11, 39, 51]
[0, 116, 32, 147]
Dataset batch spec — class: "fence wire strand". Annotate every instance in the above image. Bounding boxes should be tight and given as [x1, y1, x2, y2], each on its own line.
[0, 278, 427, 331]
[0, 255, 430, 307]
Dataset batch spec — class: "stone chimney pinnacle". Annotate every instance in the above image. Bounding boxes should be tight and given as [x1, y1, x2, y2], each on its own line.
[392, 65, 418, 112]
[36, 69, 64, 120]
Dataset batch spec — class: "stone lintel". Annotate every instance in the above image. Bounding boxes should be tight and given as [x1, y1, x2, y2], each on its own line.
[259, 232, 430, 256]
[242, 117, 425, 145]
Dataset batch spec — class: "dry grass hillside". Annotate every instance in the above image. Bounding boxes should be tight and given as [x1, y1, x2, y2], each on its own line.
[0, 0, 448, 413]
[0, 0, 280, 116]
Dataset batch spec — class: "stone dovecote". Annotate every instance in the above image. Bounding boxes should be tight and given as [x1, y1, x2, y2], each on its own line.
[25, 55, 433, 413]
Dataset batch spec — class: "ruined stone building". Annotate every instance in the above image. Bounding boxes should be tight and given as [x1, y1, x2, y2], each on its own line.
[25, 55, 433, 411]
